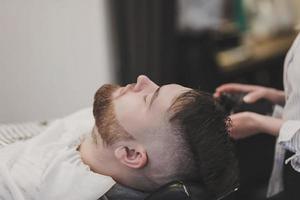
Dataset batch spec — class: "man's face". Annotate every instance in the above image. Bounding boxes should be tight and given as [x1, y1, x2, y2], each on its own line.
[91, 75, 191, 189]
[112, 75, 190, 143]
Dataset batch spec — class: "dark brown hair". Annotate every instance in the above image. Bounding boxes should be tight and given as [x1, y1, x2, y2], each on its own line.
[169, 89, 239, 199]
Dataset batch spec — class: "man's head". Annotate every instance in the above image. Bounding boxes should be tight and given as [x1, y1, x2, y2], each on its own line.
[90, 75, 238, 198]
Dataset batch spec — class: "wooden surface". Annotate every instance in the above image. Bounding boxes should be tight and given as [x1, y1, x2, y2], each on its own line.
[217, 32, 298, 72]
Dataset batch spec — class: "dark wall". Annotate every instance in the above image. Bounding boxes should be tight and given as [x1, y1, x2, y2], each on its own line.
[109, 0, 177, 85]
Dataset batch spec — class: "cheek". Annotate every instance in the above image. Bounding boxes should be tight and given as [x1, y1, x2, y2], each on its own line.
[114, 94, 147, 131]
[115, 94, 143, 114]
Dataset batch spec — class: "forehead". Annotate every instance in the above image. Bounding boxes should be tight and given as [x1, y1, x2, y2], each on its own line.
[154, 84, 190, 111]
[113, 84, 191, 140]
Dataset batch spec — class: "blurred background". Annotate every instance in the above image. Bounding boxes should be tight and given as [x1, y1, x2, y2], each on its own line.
[1, 0, 299, 123]
[0, 0, 114, 123]
[1, 0, 300, 199]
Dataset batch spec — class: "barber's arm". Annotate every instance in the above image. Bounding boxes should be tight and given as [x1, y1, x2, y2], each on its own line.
[213, 83, 285, 139]
[228, 112, 283, 139]
[228, 35, 300, 172]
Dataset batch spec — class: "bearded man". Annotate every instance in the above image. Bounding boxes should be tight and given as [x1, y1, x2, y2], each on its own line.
[0, 75, 238, 200]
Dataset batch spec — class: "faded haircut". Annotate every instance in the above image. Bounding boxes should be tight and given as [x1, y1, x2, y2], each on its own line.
[168, 89, 239, 199]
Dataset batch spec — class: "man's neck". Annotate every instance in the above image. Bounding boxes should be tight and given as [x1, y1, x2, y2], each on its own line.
[78, 134, 115, 177]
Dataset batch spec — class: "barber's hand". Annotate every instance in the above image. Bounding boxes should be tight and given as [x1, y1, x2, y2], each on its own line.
[229, 112, 262, 140]
[214, 83, 285, 105]
[229, 111, 283, 139]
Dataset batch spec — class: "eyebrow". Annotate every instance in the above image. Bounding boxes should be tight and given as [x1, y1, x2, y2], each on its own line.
[149, 86, 162, 108]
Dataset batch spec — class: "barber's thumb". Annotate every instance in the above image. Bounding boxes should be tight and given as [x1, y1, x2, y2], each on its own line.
[243, 92, 260, 103]
[213, 92, 219, 98]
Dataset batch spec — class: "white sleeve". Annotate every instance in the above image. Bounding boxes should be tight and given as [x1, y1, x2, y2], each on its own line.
[277, 33, 300, 172]
[279, 124, 300, 172]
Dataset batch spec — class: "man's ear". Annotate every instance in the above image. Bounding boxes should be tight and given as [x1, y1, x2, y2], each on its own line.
[114, 143, 148, 169]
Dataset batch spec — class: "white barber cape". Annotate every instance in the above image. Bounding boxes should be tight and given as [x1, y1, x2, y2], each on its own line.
[0, 108, 115, 200]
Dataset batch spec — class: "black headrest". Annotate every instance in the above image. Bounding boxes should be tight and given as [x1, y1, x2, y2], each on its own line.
[145, 181, 212, 200]
[102, 181, 237, 200]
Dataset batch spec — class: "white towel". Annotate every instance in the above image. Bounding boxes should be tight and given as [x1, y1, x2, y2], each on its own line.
[0, 108, 115, 200]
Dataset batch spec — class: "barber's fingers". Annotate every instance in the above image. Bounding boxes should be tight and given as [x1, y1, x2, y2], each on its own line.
[228, 113, 245, 140]
[243, 90, 266, 103]
[216, 83, 258, 93]
[229, 112, 259, 139]
[214, 83, 258, 98]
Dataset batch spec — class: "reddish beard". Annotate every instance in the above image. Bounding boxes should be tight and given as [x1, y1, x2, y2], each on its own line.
[93, 84, 133, 145]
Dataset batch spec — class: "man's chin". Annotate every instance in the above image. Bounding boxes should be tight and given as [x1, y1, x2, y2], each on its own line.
[93, 84, 119, 121]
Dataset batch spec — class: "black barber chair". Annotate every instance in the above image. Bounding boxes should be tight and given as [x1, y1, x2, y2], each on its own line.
[101, 181, 237, 200]
[144, 181, 212, 200]
[144, 181, 237, 200]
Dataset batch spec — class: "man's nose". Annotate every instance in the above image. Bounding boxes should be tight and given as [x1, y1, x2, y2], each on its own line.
[133, 75, 155, 92]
